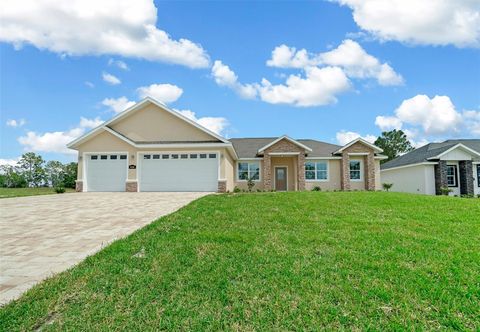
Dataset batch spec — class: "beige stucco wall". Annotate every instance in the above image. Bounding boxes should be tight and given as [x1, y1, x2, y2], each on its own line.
[270, 156, 296, 191]
[375, 160, 382, 190]
[233, 160, 264, 191]
[304, 159, 342, 191]
[111, 104, 215, 142]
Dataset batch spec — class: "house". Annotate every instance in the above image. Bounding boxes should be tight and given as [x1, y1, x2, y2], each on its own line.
[381, 140, 480, 196]
[68, 97, 386, 192]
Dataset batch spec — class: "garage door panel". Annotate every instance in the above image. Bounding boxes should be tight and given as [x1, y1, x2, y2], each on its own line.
[140, 154, 218, 192]
[86, 155, 127, 192]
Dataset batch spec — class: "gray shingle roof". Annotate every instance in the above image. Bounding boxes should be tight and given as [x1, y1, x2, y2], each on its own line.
[229, 137, 342, 158]
[381, 139, 480, 170]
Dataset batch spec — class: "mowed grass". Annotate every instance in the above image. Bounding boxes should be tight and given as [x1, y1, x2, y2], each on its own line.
[0, 187, 75, 199]
[1, 192, 479, 330]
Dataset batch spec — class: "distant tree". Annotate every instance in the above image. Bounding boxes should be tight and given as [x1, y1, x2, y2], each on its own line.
[374, 130, 414, 163]
[0, 165, 27, 188]
[18, 152, 45, 187]
[45, 160, 65, 187]
[63, 162, 78, 189]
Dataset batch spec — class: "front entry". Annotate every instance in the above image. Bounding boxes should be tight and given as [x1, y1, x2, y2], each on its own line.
[275, 167, 287, 191]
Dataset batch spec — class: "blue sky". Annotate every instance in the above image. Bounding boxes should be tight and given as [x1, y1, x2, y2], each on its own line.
[1, 0, 479, 164]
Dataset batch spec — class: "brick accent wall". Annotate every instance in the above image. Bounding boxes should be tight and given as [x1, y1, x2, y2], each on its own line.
[126, 181, 138, 192]
[434, 160, 448, 195]
[459, 160, 474, 195]
[341, 153, 350, 190]
[365, 152, 376, 191]
[218, 180, 227, 193]
[75, 180, 83, 192]
[340, 142, 376, 191]
[297, 153, 306, 191]
[263, 154, 272, 191]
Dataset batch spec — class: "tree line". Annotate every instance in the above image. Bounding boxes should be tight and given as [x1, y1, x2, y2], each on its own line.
[0, 152, 77, 189]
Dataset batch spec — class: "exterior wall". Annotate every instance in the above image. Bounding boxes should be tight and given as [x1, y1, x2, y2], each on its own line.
[271, 156, 296, 191]
[349, 156, 366, 190]
[381, 164, 436, 195]
[459, 160, 474, 195]
[234, 160, 264, 191]
[440, 149, 473, 161]
[374, 160, 382, 190]
[111, 104, 215, 142]
[340, 142, 376, 191]
[304, 159, 342, 191]
[434, 160, 448, 195]
[224, 151, 236, 192]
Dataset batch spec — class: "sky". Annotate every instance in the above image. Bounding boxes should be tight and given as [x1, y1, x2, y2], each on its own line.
[1, 0, 479, 165]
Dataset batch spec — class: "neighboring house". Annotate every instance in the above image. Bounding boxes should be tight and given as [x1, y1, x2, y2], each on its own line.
[68, 97, 386, 193]
[381, 140, 480, 196]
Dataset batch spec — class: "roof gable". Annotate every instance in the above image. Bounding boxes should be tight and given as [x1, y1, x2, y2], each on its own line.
[257, 135, 312, 153]
[334, 138, 383, 154]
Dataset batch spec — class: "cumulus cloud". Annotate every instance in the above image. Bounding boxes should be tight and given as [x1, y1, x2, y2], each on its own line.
[333, 0, 480, 48]
[266, 44, 320, 69]
[336, 130, 376, 145]
[6, 119, 26, 127]
[137, 83, 183, 104]
[108, 58, 129, 70]
[176, 109, 229, 135]
[211, 61, 257, 99]
[0, 0, 210, 68]
[375, 115, 402, 131]
[18, 117, 104, 154]
[0, 158, 20, 167]
[462, 109, 480, 136]
[102, 72, 121, 85]
[102, 97, 136, 113]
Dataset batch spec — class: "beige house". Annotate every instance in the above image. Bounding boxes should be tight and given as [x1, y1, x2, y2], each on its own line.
[68, 98, 386, 193]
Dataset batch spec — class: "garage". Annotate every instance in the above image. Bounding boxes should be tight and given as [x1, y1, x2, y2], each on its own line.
[139, 152, 218, 192]
[86, 153, 128, 192]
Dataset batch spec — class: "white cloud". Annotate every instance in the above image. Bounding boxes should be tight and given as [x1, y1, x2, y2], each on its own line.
[0, 158, 20, 167]
[211, 60, 257, 99]
[319, 39, 403, 85]
[176, 109, 229, 135]
[102, 96, 136, 113]
[102, 72, 121, 85]
[375, 115, 402, 131]
[462, 109, 480, 135]
[108, 58, 129, 70]
[266, 44, 320, 69]
[137, 83, 183, 104]
[6, 119, 26, 127]
[336, 130, 376, 145]
[0, 0, 210, 68]
[18, 117, 104, 154]
[257, 66, 351, 107]
[85, 81, 95, 88]
[333, 0, 480, 48]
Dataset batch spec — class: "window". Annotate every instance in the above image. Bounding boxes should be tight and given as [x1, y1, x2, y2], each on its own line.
[237, 162, 260, 181]
[143, 155, 151, 159]
[120, 155, 127, 160]
[446, 165, 457, 187]
[100, 155, 108, 160]
[110, 155, 117, 160]
[90, 155, 98, 160]
[162, 154, 169, 159]
[477, 165, 480, 187]
[200, 154, 207, 159]
[153, 154, 160, 159]
[171, 154, 179, 159]
[190, 154, 198, 159]
[209, 154, 217, 159]
[181, 154, 188, 159]
[305, 161, 328, 180]
[349, 160, 361, 180]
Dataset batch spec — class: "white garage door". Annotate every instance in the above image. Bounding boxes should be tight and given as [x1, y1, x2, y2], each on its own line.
[139, 152, 218, 192]
[86, 154, 128, 192]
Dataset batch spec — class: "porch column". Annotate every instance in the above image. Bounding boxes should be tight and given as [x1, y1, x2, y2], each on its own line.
[459, 160, 474, 195]
[297, 154, 305, 191]
[434, 160, 448, 195]
[364, 153, 376, 191]
[263, 154, 272, 191]
[341, 153, 351, 190]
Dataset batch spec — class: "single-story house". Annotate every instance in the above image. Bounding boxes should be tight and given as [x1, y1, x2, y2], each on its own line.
[381, 139, 480, 196]
[68, 97, 387, 192]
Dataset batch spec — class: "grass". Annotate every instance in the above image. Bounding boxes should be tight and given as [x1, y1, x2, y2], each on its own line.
[1, 192, 479, 330]
[0, 187, 75, 199]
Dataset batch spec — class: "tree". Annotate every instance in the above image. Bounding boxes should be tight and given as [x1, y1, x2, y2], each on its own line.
[63, 162, 78, 189]
[0, 165, 27, 188]
[374, 130, 414, 163]
[45, 160, 65, 187]
[18, 152, 45, 187]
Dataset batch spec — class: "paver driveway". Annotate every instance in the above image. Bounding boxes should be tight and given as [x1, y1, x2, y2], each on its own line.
[0, 192, 208, 305]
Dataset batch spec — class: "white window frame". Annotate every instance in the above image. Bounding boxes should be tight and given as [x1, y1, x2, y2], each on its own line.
[349, 159, 363, 182]
[305, 160, 329, 182]
[446, 165, 458, 187]
[236, 161, 261, 182]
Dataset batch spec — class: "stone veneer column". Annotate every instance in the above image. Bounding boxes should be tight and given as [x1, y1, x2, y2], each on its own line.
[75, 180, 83, 192]
[459, 160, 474, 195]
[434, 160, 448, 195]
[341, 153, 350, 191]
[365, 153, 376, 191]
[263, 154, 272, 191]
[126, 181, 138, 192]
[217, 180, 227, 193]
[297, 154, 305, 191]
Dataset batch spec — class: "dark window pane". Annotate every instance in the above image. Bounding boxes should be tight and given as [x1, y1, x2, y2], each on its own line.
[200, 154, 207, 159]
[144, 155, 151, 159]
[238, 171, 248, 180]
[91, 155, 98, 160]
[181, 154, 188, 159]
[153, 154, 160, 159]
[317, 170, 327, 180]
[162, 154, 169, 159]
[306, 170, 315, 180]
[190, 154, 197, 159]
[171, 154, 179, 159]
[209, 154, 217, 158]
[110, 155, 117, 160]
[477, 165, 480, 187]
[100, 155, 108, 160]
[238, 163, 248, 172]
[316, 162, 327, 171]
[305, 162, 315, 171]
[120, 155, 127, 160]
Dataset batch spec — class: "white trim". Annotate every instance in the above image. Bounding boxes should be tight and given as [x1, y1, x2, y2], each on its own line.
[334, 137, 383, 154]
[305, 160, 329, 182]
[347, 152, 369, 156]
[103, 126, 136, 146]
[238, 157, 263, 161]
[268, 152, 300, 156]
[273, 165, 289, 191]
[135, 142, 231, 149]
[236, 160, 262, 182]
[83, 151, 129, 192]
[257, 135, 312, 153]
[426, 143, 480, 160]
[375, 155, 389, 160]
[381, 162, 438, 172]
[67, 97, 230, 149]
[349, 159, 363, 182]
[304, 156, 342, 160]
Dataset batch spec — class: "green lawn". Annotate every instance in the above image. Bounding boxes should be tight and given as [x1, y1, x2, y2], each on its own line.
[0, 187, 75, 199]
[1, 192, 479, 330]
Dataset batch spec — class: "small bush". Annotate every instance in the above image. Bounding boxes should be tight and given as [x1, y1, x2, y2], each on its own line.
[233, 186, 241, 193]
[382, 183, 393, 192]
[247, 177, 255, 192]
[440, 186, 453, 196]
[55, 186, 66, 194]
[312, 186, 321, 191]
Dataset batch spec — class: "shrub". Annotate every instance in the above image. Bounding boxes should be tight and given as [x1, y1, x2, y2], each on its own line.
[247, 177, 255, 192]
[233, 186, 241, 193]
[312, 186, 321, 191]
[440, 186, 453, 196]
[55, 186, 66, 194]
[382, 183, 393, 192]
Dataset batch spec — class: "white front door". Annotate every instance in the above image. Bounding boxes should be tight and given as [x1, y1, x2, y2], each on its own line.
[86, 154, 128, 192]
[139, 152, 218, 192]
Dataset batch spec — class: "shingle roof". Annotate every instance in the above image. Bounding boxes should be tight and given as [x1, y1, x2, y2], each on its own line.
[229, 137, 342, 158]
[381, 139, 480, 170]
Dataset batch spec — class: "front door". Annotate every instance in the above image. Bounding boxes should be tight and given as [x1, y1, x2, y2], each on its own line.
[275, 167, 287, 191]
